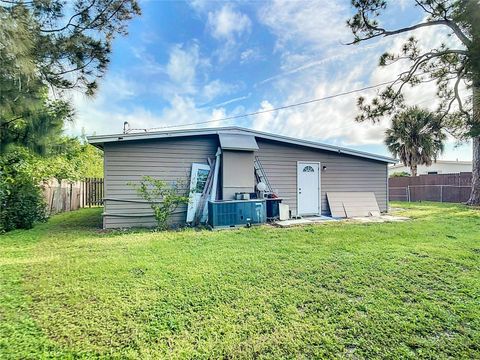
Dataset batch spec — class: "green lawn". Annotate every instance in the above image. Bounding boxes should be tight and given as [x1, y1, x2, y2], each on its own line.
[0, 202, 479, 359]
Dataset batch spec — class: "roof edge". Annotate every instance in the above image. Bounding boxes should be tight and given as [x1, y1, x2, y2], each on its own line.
[87, 126, 396, 163]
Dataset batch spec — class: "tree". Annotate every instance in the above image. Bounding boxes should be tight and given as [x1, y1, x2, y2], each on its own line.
[0, 0, 141, 152]
[385, 107, 446, 176]
[0, 95, 74, 154]
[347, 0, 480, 204]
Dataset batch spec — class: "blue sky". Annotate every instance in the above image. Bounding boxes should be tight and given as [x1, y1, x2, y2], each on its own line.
[69, 0, 472, 160]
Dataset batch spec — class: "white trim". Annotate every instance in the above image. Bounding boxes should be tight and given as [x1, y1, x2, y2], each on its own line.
[88, 126, 395, 164]
[386, 165, 389, 213]
[296, 161, 321, 216]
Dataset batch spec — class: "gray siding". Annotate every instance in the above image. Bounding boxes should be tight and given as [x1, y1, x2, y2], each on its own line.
[102, 134, 388, 228]
[103, 135, 218, 228]
[255, 138, 388, 216]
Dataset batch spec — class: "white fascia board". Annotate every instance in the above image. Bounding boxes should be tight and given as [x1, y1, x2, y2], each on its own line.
[87, 126, 396, 163]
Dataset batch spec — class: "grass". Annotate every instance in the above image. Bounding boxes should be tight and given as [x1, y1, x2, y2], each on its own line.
[0, 202, 479, 359]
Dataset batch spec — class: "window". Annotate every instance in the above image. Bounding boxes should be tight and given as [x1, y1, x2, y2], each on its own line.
[303, 165, 315, 173]
[427, 171, 438, 175]
[194, 169, 210, 193]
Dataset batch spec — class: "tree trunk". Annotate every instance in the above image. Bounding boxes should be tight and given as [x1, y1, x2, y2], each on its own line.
[467, 85, 480, 205]
[410, 164, 417, 177]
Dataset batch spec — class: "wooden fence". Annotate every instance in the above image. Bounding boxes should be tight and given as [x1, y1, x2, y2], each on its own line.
[82, 177, 104, 207]
[42, 177, 104, 215]
[389, 172, 472, 203]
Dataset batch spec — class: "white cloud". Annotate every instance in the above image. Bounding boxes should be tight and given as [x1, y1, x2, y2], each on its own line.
[211, 94, 251, 108]
[252, 7, 470, 153]
[201, 79, 237, 103]
[207, 4, 251, 41]
[66, 1, 472, 163]
[258, 0, 349, 52]
[250, 59, 393, 145]
[240, 48, 263, 64]
[68, 89, 232, 136]
[165, 43, 201, 91]
[131, 46, 163, 74]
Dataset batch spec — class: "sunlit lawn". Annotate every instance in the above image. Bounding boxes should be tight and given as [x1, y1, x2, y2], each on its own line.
[1, 202, 479, 359]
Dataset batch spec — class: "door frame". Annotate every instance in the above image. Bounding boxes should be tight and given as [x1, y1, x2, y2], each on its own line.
[296, 161, 321, 216]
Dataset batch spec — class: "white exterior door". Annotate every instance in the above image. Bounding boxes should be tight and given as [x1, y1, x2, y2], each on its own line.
[297, 162, 320, 215]
[186, 163, 211, 223]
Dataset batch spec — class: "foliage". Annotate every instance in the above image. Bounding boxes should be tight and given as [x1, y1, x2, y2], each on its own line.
[0, 96, 74, 155]
[0, 0, 130, 231]
[0, 139, 102, 232]
[130, 176, 189, 230]
[348, 0, 475, 131]
[385, 107, 446, 176]
[0, 0, 140, 153]
[390, 171, 410, 178]
[40, 136, 104, 182]
[1, 0, 141, 95]
[1, 202, 479, 358]
[347, 0, 480, 204]
[0, 148, 47, 233]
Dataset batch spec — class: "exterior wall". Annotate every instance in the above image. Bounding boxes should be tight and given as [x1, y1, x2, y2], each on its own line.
[103, 135, 218, 228]
[255, 138, 388, 216]
[389, 161, 472, 176]
[221, 150, 255, 199]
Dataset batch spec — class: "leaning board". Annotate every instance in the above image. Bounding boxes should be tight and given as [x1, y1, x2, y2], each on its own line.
[327, 192, 380, 218]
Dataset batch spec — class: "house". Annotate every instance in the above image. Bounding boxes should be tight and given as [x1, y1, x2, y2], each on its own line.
[88, 127, 395, 229]
[389, 160, 472, 176]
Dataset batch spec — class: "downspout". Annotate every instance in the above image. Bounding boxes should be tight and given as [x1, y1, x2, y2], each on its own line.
[210, 147, 221, 202]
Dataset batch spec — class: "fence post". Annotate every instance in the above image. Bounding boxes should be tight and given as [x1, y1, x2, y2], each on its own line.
[88, 178, 91, 208]
[407, 185, 411, 202]
[69, 183, 73, 211]
[440, 185, 443, 203]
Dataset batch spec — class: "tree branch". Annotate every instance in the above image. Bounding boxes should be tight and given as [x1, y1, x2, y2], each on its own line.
[1, 115, 24, 128]
[39, 0, 97, 33]
[414, 0, 435, 16]
[349, 19, 471, 47]
[454, 66, 470, 121]
[48, 56, 97, 76]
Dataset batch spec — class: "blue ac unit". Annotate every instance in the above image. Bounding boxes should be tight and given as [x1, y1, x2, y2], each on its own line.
[208, 200, 266, 229]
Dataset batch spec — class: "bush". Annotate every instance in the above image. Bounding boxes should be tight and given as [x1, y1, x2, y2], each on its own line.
[390, 171, 411, 178]
[0, 178, 46, 232]
[0, 148, 47, 233]
[130, 176, 189, 230]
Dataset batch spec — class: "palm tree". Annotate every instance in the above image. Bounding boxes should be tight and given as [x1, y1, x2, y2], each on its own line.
[385, 107, 446, 177]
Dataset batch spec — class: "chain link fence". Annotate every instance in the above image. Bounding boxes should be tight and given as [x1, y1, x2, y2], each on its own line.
[389, 185, 472, 203]
[389, 172, 472, 203]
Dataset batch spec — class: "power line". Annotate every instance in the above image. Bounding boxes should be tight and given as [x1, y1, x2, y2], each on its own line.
[128, 79, 397, 133]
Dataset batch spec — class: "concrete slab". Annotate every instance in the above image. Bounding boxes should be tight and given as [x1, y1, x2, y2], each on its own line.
[350, 215, 409, 223]
[379, 215, 410, 222]
[274, 215, 339, 227]
[275, 219, 313, 227]
[274, 214, 409, 227]
[304, 215, 338, 221]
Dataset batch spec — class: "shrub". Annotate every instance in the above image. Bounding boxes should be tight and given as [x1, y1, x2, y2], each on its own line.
[130, 176, 189, 230]
[0, 148, 47, 232]
[0, 179, 46, 232]
[390, 171, 410, 178]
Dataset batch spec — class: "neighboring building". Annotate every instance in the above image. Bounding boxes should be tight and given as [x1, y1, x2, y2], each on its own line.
[389, 160, 472, 176]
[88, 127, 395, 229]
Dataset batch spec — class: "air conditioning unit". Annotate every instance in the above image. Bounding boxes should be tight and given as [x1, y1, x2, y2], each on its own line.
[208, 200, 266, 229]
